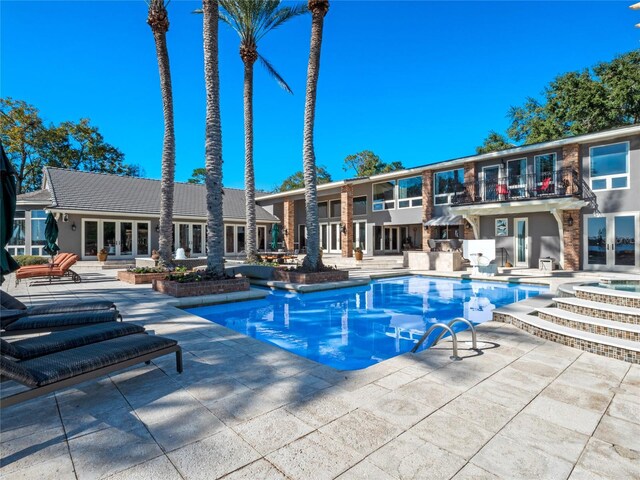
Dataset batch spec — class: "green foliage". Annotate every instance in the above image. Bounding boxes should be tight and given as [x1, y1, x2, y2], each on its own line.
[165, 270, 231, 282]
[13, 255, 50, 266]
[0, 97, 143, 193]
[475, 131, 516, 154]
[126, 266, 167, 273]
[276, 165, 332, 191]
[503, 51, 640, 145]
[343, 150, 404, 177]
[187, 167, 207, 184]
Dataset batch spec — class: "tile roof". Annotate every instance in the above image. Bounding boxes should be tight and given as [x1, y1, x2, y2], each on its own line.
[41, 168, 279, 222]
[16, 189, 53, 203]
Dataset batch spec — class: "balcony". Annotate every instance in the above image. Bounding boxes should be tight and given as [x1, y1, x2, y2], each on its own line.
[449, 168, 584, 206]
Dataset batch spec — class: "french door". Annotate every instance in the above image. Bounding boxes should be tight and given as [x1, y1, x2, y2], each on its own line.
[514, 218, 529, 267]
[83, 219, 149, 259]
[585, 212, 639, 271]
[329, 222, 342, 253]
[383, 227, 400, 252]
[175, 223, 206, 256]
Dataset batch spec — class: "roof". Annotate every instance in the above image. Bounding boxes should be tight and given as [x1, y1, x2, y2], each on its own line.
[40, 168, 279, 222]
[257, 124, 640, 201]
[16, 189, 53, 204]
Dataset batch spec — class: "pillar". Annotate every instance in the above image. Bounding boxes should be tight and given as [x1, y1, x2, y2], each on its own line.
[341, 184, 353, 257]
[562, 209, 581, 271]
[421, 170, 434, 251]
[464, 162, 476, 201]
[562, 143, 580, 195]
[283, 198, 295, 251]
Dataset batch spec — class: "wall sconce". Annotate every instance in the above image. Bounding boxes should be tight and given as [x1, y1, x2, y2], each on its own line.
[340, 223, 347, 235]
[423, 224, 429, 230]
[155, 224, 160, 233]
[283, 227, 288, 236]
[62, 213, 69, 223]
[71, 222, 77, 232]
[567, 215, 574, 227]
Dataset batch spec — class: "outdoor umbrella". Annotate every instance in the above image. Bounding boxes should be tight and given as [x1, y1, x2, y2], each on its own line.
[271, 224, 279, 250]
[0, 142, 20, 283]
[43, 212, 61, 258]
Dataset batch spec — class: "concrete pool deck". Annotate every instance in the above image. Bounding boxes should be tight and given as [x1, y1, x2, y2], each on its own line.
[1, 270, 639, 479]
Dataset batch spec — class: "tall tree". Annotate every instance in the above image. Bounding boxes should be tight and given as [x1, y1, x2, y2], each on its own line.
[147, 0, 176, 266]
[276, 165, 331, 192]
[301, 0, 329, 272]
[202, 0, 225, 276]
[218, 0, 307, 262]
[475, 131, 515, 154]
[343, 150, 403, 177]
[187, 167, 207, 184]
[0, 98, 141, 194]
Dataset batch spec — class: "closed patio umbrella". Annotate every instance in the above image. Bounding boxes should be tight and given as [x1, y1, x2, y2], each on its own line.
[0, 142, 20, 283]
[43, 211, 60, 257]
[271, 224, 279, 250]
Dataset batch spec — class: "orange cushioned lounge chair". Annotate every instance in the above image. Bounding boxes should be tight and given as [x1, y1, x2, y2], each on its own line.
[15, 254, 82, 286]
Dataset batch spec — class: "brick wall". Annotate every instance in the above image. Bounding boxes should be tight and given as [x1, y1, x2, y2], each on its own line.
[463, 220, 475, 240]
[562, 144, 580, 195]
[422, 171, 433, 250]
[464, 162, 476, 201]
[563, 209, 581, 270]
[284, 198, 295, 251]
[341, 184, 353, 257]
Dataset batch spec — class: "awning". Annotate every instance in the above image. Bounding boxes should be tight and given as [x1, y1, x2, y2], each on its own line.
[424, 215, 463, 227]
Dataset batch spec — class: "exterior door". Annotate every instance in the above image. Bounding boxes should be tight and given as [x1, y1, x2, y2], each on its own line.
[585, 213, 639, 271]
[482, 166, 500, 202]
[329, 223, 341, 253]
[320, 224, 328, 252]
[514, 218, 529, 267]
[383, 227, 399, 252]
[85, 220, 137, 259]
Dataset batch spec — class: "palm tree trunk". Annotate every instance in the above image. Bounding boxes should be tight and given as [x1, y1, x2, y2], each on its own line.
[148, 6, 176, 267]
[244, 60, 257, 262]
[202, 0, 225, 277]
[301, 0, 329, 271]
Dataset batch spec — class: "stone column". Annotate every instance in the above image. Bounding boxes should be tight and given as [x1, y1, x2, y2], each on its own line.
[421, 170, 434, 251]
[283, 198, 295, 251]
[562, 209, 581, 270]
[463, 220, 476, 240]
[562, 143, 580, 195]
[341, 184, 353, 257]
[464, 162, 476, 201]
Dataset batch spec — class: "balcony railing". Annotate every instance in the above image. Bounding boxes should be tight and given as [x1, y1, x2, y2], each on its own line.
[449, 168, 583, 206]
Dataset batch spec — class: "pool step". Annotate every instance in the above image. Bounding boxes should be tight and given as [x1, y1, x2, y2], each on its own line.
[553, 297, 640, 325]
[574, 286, 640, 309]
[536, 307, 640, 342]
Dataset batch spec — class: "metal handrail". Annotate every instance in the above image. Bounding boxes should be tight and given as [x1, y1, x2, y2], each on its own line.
[433, 317, 478, 350]
[411, 323, 459, 359]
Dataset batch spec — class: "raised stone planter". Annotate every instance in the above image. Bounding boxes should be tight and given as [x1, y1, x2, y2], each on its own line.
[152, 277, 250, 297]
[271, 269, 349, 284]
[118, 271, 168, 285]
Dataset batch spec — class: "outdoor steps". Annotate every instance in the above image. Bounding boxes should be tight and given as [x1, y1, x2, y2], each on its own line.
[553, 297, 640, 325]
[498, 310, 639, 364]
[574, 285, 640, 309]
[536, 307, 640, 343]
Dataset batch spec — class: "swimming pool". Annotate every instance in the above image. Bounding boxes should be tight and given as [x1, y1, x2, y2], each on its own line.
[186, 276, 548, 370]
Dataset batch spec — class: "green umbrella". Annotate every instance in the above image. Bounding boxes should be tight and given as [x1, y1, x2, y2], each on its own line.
[43, 212, 60, 257]
[271, 224, 279, 250]
[0, 142, 20, 283]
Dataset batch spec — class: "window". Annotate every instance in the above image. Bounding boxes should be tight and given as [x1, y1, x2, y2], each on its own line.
[318, 202, 328, 218]
[10, 211, 26, 246]
[534, 153, 556, 183]
[30, 210, 47, 246]
[398, 176, 422, 208]
[372, 181, 395, 210]
[434, 168, 464, 205]
[353, 196, 367, 216]
[330, 200, 341, 218]
[507, 158, 527, 198]
[590, 142, 629, 191]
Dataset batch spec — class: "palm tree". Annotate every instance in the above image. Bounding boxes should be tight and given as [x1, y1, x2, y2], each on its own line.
[147, 0, 176, 266]
[301, 0, 329, 271]
[202, 0, 225, 276]
[218, 0, 307, 262]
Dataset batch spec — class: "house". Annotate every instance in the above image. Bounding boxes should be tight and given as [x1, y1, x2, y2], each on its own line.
[11, 124, 639, 271]
[10, 168, 279, 260]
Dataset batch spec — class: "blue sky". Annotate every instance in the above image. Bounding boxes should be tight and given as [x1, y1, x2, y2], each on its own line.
[1, 1, 638, 191]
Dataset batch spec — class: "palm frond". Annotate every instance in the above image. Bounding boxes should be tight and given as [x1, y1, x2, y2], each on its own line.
[258, 54, 293, 94]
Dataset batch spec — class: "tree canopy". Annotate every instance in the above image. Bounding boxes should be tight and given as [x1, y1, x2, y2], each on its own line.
[276, 165, 332, 192]
[187, 167, 207, 184]
[343, 150, 403, 177]
[476, 50, 640, 153]
[0, 98, 142, 194]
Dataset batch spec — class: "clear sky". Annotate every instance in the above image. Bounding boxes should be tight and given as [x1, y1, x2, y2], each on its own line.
[1, 1, 638, 191]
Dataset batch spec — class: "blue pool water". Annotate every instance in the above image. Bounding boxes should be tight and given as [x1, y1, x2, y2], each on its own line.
[186, 276, 548, 370]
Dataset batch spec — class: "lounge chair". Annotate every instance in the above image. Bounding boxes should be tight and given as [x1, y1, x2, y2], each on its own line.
[15, 254, 81, 285]
[1, 333, 182, 408]
[1, 322, 145, 360]
[1, 290, 115, 316]
[1, 309, 121, 336]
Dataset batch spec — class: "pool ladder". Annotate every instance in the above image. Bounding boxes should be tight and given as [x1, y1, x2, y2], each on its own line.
[410, 317, 478, 360]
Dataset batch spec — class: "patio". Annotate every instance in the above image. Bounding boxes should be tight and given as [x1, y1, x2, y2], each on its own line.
[1, 270, 639, 479]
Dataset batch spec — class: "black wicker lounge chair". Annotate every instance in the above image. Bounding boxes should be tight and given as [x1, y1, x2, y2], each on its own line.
[1, 333, 182, 408]
[1, 309, 121, 336]
[1, 290, 116, 315]
[1, 322, 146, 360]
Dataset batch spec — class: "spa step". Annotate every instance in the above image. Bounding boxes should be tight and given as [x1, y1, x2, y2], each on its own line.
[553, 297, 640, 325]
[574, 286, 640, 309]
[499, 311, 640, 364]
[536, 307, 640, 342]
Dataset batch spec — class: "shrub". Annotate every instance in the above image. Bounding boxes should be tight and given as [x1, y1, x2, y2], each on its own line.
[126, 266, 167, 274]
[165, 270, 232, 283]
[14, 255, 50, 267]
